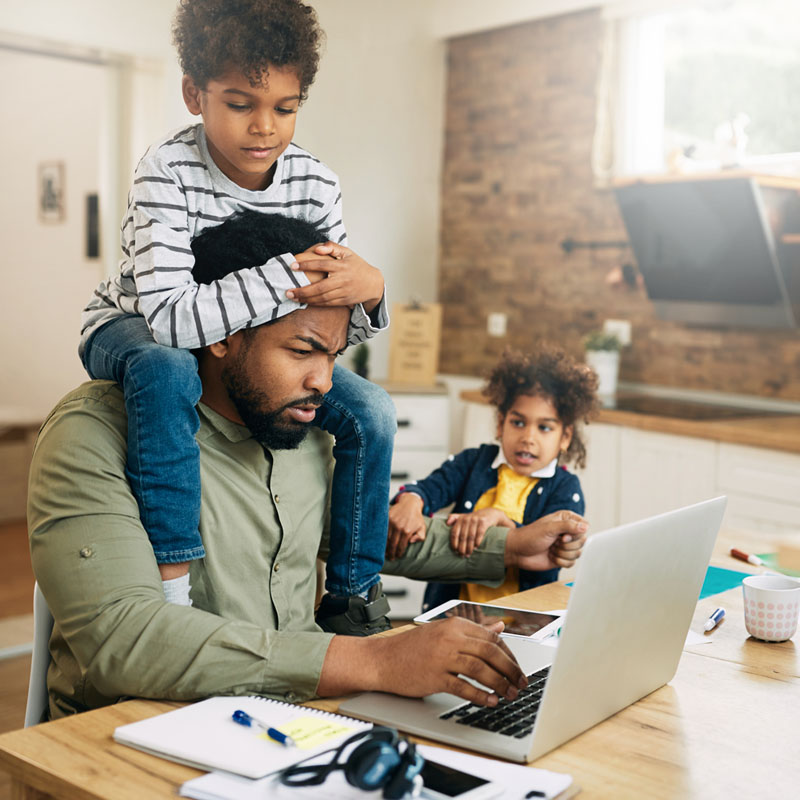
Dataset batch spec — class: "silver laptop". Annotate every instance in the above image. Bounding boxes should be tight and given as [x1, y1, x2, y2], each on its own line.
[340, 497, 726, 763]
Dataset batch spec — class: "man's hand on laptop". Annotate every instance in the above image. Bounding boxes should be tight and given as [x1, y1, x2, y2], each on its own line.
[318, 617, 527, 706]
[372, 617, 527, 706]
[504, 510, 588, 572]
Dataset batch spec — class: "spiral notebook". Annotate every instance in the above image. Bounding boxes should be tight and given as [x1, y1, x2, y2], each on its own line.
[113, 696, 371, 779]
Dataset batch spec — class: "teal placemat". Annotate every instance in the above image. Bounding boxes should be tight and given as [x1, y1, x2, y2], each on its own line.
[699, 566, 750, 599]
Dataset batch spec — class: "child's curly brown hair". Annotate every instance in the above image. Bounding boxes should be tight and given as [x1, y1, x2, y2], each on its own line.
[482, 346, 599, 469]
[172, 0, 324, 100]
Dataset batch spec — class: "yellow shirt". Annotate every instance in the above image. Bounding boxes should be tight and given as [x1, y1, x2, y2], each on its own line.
[461, 464, 539, 603]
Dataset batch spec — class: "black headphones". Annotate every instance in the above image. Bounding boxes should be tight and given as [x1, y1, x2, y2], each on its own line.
[279, 726, 424, 798]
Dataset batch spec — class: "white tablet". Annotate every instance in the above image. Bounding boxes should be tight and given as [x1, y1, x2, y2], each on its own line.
[414, 599, 562, 641]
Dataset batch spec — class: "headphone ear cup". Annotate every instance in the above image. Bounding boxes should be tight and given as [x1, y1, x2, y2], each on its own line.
[344, 737, 401, 791]
[382, 743, 424, 800]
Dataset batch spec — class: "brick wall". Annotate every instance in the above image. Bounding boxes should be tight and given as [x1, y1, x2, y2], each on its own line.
[438, 9, 800, 400]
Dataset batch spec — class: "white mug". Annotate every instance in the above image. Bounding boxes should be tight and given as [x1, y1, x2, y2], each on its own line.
[742, 575, 800, 642]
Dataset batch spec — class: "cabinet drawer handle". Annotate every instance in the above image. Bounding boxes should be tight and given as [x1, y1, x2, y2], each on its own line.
[397, 419, 411, 428]
[391, 471, 410, 480]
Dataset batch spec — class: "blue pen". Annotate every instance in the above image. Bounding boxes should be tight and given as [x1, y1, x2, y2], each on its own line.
[704, 607, 725, 632]
[232, 710, 296, 747]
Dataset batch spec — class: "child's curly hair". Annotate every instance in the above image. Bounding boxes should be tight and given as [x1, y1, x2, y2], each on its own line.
[483, 346, 599, 469]
[173, 0, 324, 100]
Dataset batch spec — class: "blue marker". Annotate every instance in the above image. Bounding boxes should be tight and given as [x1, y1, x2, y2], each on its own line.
[232, 710, 296, 747]
[704, 607, 725, 632]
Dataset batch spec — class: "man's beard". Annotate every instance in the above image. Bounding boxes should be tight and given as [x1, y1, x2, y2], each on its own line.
[221, 360, 323, 450]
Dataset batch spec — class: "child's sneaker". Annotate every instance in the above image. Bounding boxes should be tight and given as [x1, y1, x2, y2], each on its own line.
[315, 582, 392, 636]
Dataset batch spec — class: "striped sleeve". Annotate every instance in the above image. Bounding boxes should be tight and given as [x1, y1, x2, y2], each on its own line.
[127, 156, 312, 349]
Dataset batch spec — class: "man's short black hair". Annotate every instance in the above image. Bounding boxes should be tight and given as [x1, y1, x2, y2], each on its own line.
[191, 210, 327, 284]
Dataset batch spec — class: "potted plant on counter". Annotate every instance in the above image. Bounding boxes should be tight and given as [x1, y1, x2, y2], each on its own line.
[584, 331, 621, 401]
[352, 343, 370, 379]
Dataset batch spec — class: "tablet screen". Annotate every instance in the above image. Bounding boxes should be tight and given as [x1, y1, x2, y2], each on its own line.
[428, 602, 559, 637]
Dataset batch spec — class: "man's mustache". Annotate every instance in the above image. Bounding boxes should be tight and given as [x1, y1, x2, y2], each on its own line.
[274, 393, 325, 417]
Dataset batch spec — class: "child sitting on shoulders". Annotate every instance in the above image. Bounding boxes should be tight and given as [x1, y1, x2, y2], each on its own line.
[386, 346, 598, 611]
[78, 0, 395, 634]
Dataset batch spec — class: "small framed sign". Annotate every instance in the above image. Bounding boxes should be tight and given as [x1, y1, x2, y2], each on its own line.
[39, 161, 65, 223]
[388, 301, 442, 385]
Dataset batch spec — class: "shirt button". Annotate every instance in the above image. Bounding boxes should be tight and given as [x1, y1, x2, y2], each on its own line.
[274, 562, 280, 572]
[572, 493, 581, 503]
[274, 494, 280, 504]
[464, 501, 473, 510]
[537, 486, 543, 495]
[284, 691, 297, 702]
[79, 547, 93, 558]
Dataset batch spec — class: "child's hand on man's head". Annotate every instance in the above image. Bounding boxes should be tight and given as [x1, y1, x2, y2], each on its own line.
[287, 243, 384, 313]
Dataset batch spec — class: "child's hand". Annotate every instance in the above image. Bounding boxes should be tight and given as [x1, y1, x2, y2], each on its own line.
[447, 509, 515, 558]
[287, 243, 384, 313]
[386, 493, 427, 560]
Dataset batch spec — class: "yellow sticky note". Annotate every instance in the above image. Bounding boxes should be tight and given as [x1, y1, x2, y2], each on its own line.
[279, 716, 355, 750]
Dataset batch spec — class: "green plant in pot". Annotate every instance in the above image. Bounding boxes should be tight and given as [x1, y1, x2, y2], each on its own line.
[583, 331, 621, 400]
[352, 343, 369, 379]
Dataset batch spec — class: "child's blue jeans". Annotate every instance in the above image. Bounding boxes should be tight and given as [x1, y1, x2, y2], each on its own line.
[82, 314, 395, 595]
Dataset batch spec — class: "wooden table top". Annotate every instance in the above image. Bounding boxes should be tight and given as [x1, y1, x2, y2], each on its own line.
[1, 533, 798, 799]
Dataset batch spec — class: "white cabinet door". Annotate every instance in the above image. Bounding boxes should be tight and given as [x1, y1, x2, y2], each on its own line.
[389, 449, 449, 497]
[574, 423, 621, 534]
[618, 429, 717, 524]
[716, 443, 800, 538]
[392, 395, 450, 450]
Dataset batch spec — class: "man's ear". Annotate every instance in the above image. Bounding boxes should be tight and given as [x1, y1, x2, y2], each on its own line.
[182, 75, 203, 116]
[207, 339, 230, 359]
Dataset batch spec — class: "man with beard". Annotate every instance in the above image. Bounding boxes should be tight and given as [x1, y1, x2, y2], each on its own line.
[27, 213, 588, 721]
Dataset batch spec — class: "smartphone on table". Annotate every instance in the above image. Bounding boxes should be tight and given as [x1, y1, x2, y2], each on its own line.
[414, 600, 561, 641]
[420, 758, 502, 800]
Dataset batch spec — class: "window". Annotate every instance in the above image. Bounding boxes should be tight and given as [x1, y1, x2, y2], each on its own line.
[596, 0, 800, 178]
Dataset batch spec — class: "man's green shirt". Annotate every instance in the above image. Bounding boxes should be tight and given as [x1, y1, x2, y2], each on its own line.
[28, 382, 509, 719]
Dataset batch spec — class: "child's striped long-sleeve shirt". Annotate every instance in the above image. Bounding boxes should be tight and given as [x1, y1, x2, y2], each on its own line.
[80, 123, 387, 354]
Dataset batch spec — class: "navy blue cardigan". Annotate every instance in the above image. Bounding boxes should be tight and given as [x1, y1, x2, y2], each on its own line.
[398, 443, 585, 612]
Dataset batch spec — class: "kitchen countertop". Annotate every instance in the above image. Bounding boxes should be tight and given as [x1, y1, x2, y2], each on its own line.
[459, 389, 800, 455]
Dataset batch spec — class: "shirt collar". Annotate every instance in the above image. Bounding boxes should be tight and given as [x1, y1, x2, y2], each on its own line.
[491, 450, 558, 479]
[197, 402, 254, 444]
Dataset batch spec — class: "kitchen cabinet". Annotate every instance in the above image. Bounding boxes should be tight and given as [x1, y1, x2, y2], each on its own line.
[575, 424, 800, 540]
[716, 443, 800, 538]
[381, 385, 450, 619]
[574, 423, 620, 534]
[617, 429, 717, 524]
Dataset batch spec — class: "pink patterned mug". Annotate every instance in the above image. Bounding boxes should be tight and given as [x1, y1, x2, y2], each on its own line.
[742, 575, 800, 642]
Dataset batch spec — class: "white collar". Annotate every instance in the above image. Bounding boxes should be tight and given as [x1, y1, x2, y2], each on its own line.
[491, 451, 559, 479]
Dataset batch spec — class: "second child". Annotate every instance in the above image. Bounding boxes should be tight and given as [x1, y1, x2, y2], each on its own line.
[386, 347, 598, 611]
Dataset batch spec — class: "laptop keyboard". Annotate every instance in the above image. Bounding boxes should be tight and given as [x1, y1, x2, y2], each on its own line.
[438, 666, 550, 738]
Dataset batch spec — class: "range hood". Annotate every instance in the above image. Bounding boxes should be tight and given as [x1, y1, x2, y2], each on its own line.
[614, 176, 800, 329]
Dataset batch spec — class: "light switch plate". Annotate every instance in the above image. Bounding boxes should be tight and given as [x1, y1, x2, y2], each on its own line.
[487, 312, 507, 337]
[603, 318, 631, 346]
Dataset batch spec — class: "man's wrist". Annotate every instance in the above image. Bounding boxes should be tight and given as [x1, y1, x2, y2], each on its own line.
[318, 634, 386, 696]
[504, 527, 520, 567]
